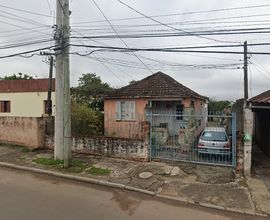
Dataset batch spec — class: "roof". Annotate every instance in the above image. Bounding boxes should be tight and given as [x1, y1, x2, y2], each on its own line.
[106, 72, 205, 100]
[0, 78, 55, 93]
[249, 90, 270, 104]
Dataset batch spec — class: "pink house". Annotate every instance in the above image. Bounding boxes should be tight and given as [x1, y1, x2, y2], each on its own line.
[104, 72, 208, 141]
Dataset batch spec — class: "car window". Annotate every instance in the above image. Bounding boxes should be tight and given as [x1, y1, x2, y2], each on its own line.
[201, 131, 228, 142]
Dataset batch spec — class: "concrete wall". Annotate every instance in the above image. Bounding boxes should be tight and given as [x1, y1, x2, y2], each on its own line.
[0, 117, 48, 148]
[0, 92, 55, 117]
[233, 99, 253, 174]
[45, 135, 149, 161]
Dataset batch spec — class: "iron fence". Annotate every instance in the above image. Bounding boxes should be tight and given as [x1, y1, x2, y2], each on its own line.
[147, 111, 236, 167]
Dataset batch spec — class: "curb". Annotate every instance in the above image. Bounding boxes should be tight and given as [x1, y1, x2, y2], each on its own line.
[0, 162, 268, 218]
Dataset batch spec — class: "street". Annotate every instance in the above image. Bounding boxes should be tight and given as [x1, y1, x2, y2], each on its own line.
[0, 167, 267, 220]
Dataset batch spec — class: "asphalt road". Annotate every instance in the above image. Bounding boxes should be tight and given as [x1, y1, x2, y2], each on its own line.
[0, 167, 267, 220]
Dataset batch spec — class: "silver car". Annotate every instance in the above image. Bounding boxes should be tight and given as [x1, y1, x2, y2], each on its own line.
[198, 127, 230, 156]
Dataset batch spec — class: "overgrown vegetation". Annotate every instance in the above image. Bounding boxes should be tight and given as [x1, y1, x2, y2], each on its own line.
[70, 73, 113, 136]
[71, 101, 104, 136]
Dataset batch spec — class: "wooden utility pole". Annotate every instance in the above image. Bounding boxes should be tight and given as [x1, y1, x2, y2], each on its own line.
[47, 56, 54, 116]
[54, 0, 71, 167]
[244, 41, 248, 100]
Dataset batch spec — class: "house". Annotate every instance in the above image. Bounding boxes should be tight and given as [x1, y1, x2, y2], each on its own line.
[104, 72, 208, 141]
[249, 90, 270, 157]
[0, 78, 55, 117]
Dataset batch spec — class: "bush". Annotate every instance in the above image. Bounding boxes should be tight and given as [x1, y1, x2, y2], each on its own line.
[71, 102, 103, 136]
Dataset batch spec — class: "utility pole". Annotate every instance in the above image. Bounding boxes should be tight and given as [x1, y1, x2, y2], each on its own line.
[55, 0, 71, 167]
[244, 41, 248, 100]
[47, 56, 54, 116]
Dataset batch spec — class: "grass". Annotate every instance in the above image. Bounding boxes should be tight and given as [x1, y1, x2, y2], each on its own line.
[32, 157, 89, 173]
[87, 166, 110, 175]
[33, 157, 63, 166]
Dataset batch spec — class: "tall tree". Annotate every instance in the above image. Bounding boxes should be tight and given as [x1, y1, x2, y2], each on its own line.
[71, 73, 113, 111]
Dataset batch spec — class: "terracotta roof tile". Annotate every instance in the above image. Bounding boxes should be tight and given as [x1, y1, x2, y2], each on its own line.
[0, 78, 55, 93]
[107, 72, 205, 99]
[249, 90, 270, 104]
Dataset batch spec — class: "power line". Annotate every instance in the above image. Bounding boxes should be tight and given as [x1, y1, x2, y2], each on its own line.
[71, 28, 270, 39]
[115, 0, 238, 43]
[0, 3, 53, 18]
[70, 43, 270, 55]
[91, 0, 153, 74]
[0, 46, 56, 59]
[0, 10, 50, 27]
[71, 4, 270, 25]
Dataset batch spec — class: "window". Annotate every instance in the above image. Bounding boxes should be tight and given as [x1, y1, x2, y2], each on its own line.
[116, 101, 135, 121]
[0, 101, 11, 113]
[176, 104, 183, 120]
[191, 100, 195, 108]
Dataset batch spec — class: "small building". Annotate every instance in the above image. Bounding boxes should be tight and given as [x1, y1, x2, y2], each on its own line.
[0, 78, 55, 117]
[249, 90, 270, 157]
[104, 72, 208, 140]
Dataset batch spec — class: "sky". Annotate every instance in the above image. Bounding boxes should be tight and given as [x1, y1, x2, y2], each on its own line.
[0, 0, 270, 100]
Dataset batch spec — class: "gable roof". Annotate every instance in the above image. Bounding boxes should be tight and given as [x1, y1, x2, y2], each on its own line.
[106, 72, 205, 100]
[0, 78, 55, 93]
[249, 90, 270, 104]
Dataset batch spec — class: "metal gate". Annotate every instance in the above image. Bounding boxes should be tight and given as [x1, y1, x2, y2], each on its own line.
[147, 111, 236, 167]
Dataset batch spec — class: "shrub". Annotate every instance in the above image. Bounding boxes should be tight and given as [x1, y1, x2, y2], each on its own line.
[71, 102, 103, 136]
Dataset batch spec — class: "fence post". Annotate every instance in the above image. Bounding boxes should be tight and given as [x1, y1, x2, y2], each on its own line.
[148, 111, 152, 162]
[232, 112, 237, 167]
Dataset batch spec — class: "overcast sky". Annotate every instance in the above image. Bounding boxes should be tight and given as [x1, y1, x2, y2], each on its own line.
[0, 0, 270, 100]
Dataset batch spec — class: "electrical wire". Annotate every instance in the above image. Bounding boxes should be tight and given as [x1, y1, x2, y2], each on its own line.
[72, 4, 270, 25]
[115, 0, 239, 44]
[91, 0, 153, 74]
[0, 3, 53, 18]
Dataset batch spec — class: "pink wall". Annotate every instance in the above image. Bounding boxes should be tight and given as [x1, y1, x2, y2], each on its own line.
[104, 98, 207, 140]
[104, 99, 149, 139]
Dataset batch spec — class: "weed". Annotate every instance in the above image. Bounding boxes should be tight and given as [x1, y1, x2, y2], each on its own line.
[87, 166, 110, 175]
[33, 157, 63, 166]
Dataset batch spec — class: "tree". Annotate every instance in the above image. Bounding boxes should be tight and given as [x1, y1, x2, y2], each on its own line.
[71, 73, 113, 111]
[0, 73, 33, 80]
[208, 99, 231, 114]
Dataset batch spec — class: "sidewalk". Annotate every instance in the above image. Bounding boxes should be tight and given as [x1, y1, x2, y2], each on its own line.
[0, 143, 269, 217]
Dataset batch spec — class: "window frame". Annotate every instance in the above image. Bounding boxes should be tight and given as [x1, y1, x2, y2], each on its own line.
[116, 100, 136, 121]
[0, 100, 11, 113]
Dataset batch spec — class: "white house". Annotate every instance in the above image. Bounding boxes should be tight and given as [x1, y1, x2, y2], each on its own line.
[0, 78, 55, 117]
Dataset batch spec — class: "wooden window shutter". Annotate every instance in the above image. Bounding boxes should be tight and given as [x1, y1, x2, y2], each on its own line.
[116, 101, 121, 120]
[7, 101, 10, 112]
[129, 101, 135, 120]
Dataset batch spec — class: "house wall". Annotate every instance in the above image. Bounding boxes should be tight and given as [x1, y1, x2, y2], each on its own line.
[0, 116, 48, 148]
[104, 99, 149, 139]
[0, 92, 55, 117]
[104, 98, 207, 140]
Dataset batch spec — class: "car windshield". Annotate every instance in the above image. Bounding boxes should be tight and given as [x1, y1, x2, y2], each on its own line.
[200, 131, 228, 142]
